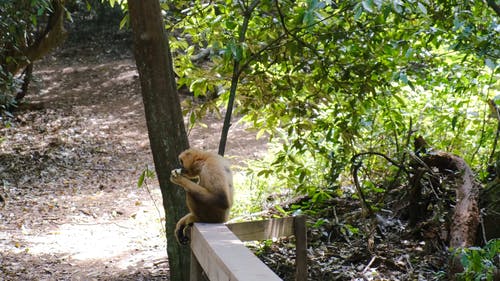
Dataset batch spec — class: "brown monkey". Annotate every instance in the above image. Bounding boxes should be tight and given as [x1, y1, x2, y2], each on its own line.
[169, 148, 233, 244]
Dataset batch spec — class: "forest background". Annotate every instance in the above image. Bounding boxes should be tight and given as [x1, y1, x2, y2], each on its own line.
[1, 0, 499, 280]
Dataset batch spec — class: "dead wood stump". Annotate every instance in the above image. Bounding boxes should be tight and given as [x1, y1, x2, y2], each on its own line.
[422, 151, 480, 248]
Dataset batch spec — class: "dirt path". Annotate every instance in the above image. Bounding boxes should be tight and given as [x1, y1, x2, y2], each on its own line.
[0, 24, 266, 280]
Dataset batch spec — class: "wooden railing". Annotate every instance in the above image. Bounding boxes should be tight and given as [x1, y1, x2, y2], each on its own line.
[190, 216, 307, 281]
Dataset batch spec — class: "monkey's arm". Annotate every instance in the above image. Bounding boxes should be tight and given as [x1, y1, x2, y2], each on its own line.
[170, 171, 229, 207]
[170, 170, 231, 209]
[171, 174, 210, 195]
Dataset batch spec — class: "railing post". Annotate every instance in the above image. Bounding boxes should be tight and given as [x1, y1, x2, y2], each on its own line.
[294, 216, 308, 281]
[227, 216, 308, 281]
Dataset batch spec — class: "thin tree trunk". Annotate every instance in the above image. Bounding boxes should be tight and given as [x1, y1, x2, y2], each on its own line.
[218, 0, 259, 156]
[128, 1, 190, 280]
[15, 63, 33, 103]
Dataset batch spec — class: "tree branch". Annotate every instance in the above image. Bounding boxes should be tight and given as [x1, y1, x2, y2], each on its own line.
[218, 0, 259, 156]
[350, 152, 407, 218]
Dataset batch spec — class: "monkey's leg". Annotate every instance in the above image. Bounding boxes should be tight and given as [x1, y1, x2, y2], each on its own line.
[176, 213, 197, 245]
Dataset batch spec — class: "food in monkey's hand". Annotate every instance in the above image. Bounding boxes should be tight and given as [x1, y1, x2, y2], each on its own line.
[171, 168, 182, 177]
[170, 148, 233, 245]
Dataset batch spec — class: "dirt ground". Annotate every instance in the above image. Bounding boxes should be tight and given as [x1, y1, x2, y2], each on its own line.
[0, 21, 267, 280]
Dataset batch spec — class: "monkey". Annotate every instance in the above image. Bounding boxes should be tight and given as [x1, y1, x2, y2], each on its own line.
[169, 148, 233, 244]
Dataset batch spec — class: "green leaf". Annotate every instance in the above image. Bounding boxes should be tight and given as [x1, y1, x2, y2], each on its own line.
[37, 7, 45, 16]
[362, 0, 374, 13]
[354, 3, 363, 20]
[225, 20, 237, 30]
[257, 169, 270, 177]
[256, 128, 267, 139]
[485, 58, 497, 71]
[189, 112, 196, 125]
[417, 3, 427, 15]
[137, 171, 145, 188]
[119, 14, 129, 29]
[30, 14, 37, 26]
[392, 0, 403, 13]
[229, 43, 243, 61]
[313, 218, 327, 228]
[399, 72, 408, 84]
[274, 205, 288, 215]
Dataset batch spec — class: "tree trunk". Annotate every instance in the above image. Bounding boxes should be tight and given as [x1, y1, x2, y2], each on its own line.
[128, 1, 190, 281]
[6, 0, 67, 75]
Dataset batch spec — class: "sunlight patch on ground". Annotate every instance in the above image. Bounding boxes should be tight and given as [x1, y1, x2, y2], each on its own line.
[23, 205, 166, 270]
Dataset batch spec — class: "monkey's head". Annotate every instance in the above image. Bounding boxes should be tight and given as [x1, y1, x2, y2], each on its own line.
[178, 149, 206, 179]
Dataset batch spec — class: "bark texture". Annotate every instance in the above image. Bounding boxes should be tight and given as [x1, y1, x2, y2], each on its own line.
[422, 151, 480, 248]
[128, 1, 190, 280]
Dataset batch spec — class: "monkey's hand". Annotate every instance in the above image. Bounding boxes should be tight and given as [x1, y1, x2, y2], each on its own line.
[170, 169, 185, 185]
[171, 168, 182, 177]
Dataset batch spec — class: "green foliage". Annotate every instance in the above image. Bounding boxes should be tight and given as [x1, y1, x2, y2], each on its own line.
[137, 166, 156, 188]
[97, 0, 128, 28]
[0, 0, 53, 117]
[456, 239, 500, 281]
[0, 70, 21, 117]
[167, 0, 499, 204]
[231, 157, 296, 218]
